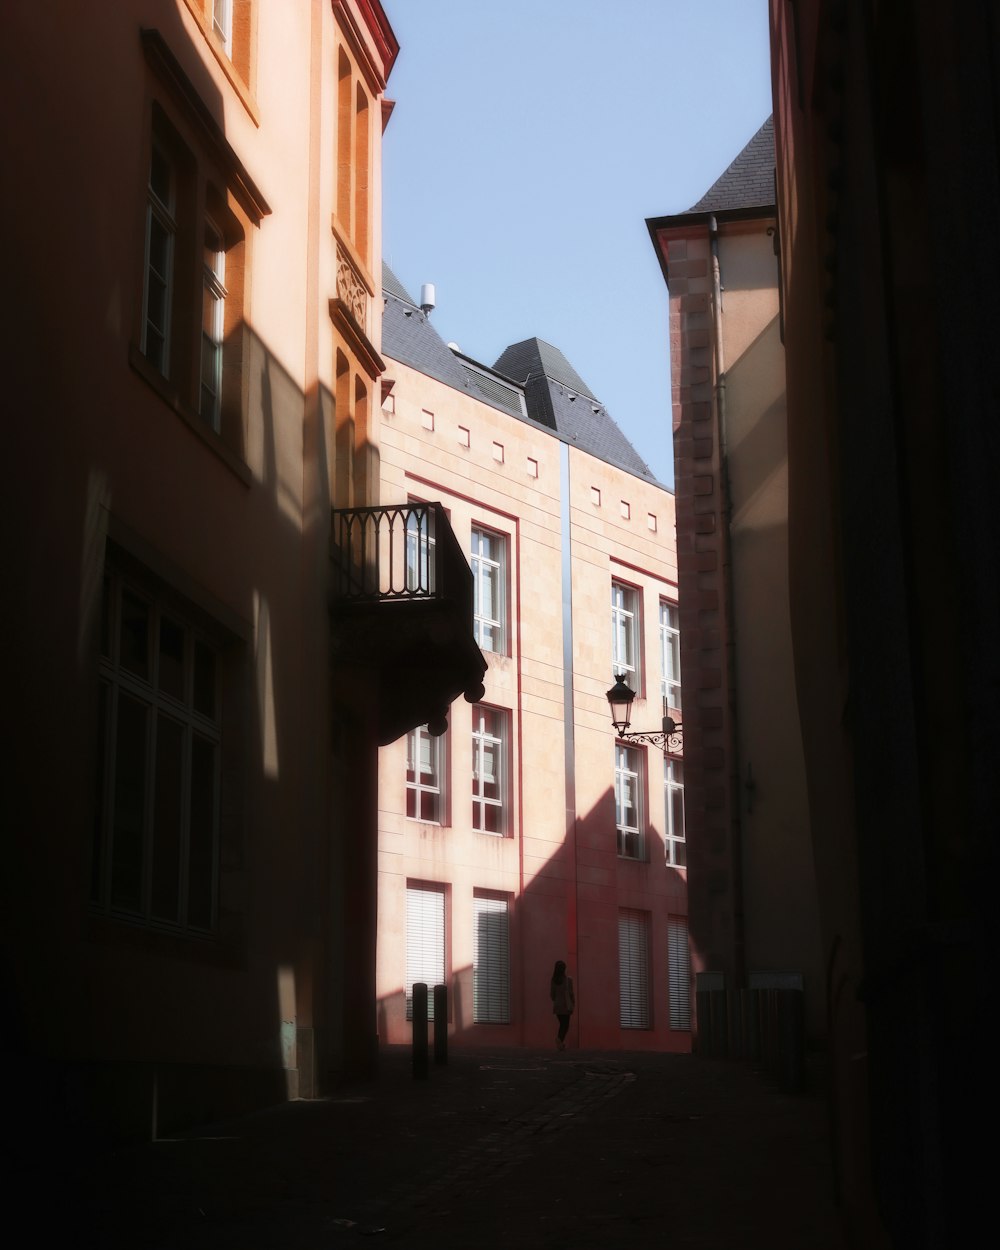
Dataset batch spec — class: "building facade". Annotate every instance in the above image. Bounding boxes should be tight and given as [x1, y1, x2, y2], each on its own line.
[647, 120, 825, 1052]
[1, 0, 483, 1144]
[374, 271, 690, 1052]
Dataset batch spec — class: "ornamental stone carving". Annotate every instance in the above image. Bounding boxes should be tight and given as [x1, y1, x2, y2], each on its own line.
[337, 243, 367, 327]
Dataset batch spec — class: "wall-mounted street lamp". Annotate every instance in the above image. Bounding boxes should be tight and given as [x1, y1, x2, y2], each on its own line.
[606, 674, 683, 754]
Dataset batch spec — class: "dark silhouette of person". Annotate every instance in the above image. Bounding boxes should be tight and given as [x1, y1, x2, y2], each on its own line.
[550, 959, 575, 1050]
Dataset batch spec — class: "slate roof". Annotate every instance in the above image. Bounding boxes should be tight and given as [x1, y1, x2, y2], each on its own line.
[684, 116, 775, 215]
[381, 266, 662, 486]
[381, 269, 471, 393]
[494, 338, 658, 484]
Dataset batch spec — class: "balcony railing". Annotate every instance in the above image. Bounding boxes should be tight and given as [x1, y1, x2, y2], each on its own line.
[331, 501, 472, 615]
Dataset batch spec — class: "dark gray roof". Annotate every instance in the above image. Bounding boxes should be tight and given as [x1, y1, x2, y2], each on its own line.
[381, 267, 471, 392]
[685, 116, 775, 214]
[493, 338, 658, 485]
[455, 355, 526, 417]
[493, 339, 596, 401]
[381, 266, 662, 486]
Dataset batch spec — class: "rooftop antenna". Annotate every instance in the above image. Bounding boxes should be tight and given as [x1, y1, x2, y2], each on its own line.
[420, 283, 436, 316]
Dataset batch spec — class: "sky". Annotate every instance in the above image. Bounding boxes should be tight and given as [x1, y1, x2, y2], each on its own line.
[380, 1, 774, 492]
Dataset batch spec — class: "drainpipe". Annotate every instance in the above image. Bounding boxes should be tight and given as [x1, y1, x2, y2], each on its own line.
[709, 214, 746, 991]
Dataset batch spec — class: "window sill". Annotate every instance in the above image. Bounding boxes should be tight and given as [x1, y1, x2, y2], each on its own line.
[86, 911, 244, 968]
[129, 345, 253, 488]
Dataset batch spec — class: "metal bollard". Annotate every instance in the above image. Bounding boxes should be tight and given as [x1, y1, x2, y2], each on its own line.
[412, 982, 428, 1080]
[433, 983, 448, 1065]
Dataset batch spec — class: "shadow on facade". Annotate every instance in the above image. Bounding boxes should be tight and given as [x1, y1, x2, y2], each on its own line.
[1, 0, 385, 1148]
[376, 784, 690, 1055]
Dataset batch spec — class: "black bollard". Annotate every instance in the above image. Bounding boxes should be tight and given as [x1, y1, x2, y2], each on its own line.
[433, 983, 448, 1065]
[412, 982, 428, 1080]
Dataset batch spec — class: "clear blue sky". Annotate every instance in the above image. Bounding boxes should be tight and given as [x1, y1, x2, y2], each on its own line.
[381, 2, 773, 491]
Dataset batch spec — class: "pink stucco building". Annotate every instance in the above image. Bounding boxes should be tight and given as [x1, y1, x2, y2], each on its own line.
[374, 270, 690, 1052]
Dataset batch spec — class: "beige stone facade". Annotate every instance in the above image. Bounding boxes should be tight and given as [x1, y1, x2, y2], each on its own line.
[375, 300, 689, 1051]
[648, 123, 824, 1048]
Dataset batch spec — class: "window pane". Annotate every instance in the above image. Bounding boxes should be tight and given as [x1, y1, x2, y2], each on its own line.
[187, 734, 217, 930]
[158, 616, 185, 700]
[406, 885, 445, 1020]
[111, 693, 148, 912]
[482, 801, 502, 835]
[120, 590, 150, 680]
[100, 575, 112, 659]
[148, 215, 171, 282]
[149, 145, 172, 207]
[91, 681, 110, 902]
[473, 895, 510, 1024]
[193, 641, 217, 719]
[480, 741, 499, 795]
[151, 716, 183, 923]
[619, 910, 651, 1028]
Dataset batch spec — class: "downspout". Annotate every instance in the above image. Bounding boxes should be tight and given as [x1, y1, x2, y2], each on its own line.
[709, 214, 746, 988]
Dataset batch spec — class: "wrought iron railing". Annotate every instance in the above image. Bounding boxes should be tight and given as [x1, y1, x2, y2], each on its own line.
[331, 502, 472, 614]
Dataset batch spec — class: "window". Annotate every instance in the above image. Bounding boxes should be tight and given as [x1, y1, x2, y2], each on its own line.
[182, 0, 254, 87]
[133, 55, 266, 462]
[212, 0, 233, 54]
[615, 744, 643, 860]
[142, 138, 176, 376]
[406, 724, 445, 823]
[619, 909, 651, 1029]
[405, 506, 435, 593]
[664, 757, 686, 867]
[668, 917, 692, 1030]
[335, 47, 372, 267]
[406, 883, 446, 1020]
[473, 892, 510, 1023]
[92, 566, 221, 935]
[611, 580, 641, 687]
[660, 600, 682, 713]
[471, 526, 506, 653]
[472, 705, 507, 835]
[200, 218, 226, 431]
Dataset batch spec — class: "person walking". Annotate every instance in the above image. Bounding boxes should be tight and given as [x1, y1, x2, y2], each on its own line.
[550, 959, 575, 1050]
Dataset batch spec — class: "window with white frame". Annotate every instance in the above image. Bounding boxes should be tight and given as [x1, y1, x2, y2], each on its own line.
[92, 566, 221, 935]
[471, 526, 506, 653]
[142, 138, 176, 377]
[405, 883, 446, 1020]
[406, 724, 445, 823]
[135, 97, 254, 458]
[473, 892, 511, 1023]
[619, 909, 651, 1029]
[212, 0, 233, 55]
[615, 743, 643, 860]
[472, 705, 507, 835]
[200, 218, 226, 430]
[405, 505, 435, 593]
[611, 580, 641, 687]
[660, 600, 681, 713]
[668, 916, 692, 1030]
[664, 756, 686, 867]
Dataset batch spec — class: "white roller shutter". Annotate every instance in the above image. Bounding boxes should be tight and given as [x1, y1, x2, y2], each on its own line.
[618, 908, 651, 1029]
[406, 884, 445, 1020]
[668, 916, 692, 1030]
[473, 893, 510, 1023]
